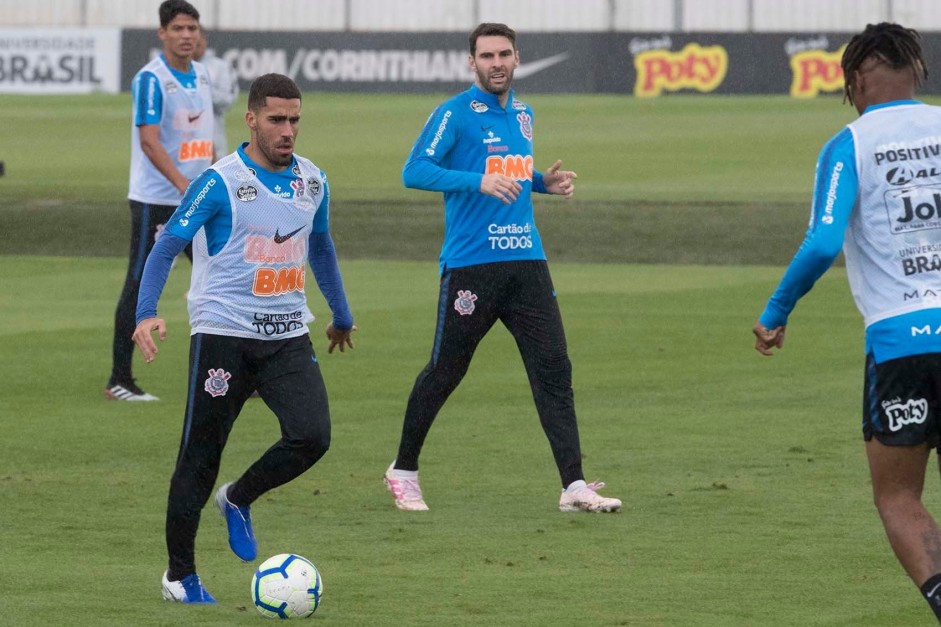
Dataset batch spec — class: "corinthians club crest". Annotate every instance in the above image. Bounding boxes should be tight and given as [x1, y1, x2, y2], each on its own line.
[204, 368, 232, 397]
[454, 289, 478, 315]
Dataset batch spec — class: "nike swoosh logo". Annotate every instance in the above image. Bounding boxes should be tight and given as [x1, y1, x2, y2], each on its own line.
[188, 112, 203, 123]
[481, 125, 494, 131]
[514, 52, 571, 79]
[273, 226, 303, 244]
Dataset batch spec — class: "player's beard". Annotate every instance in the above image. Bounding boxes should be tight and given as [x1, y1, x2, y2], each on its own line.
[477, 66, 514, 96]
[260, 137, 294, 169]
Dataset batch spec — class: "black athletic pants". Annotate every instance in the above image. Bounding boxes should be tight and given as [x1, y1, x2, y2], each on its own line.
[166, 333, 331, 580]
[109, 200, 192, 385]
[394, 260, 585, 487]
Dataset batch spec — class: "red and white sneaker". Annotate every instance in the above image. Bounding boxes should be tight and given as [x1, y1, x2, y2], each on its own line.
[559, 480, 622, 513]
[383, 463, 429, 511]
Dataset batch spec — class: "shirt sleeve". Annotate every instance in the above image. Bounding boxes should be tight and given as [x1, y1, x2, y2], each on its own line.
[308, 229, 354, 331]
[759, 127, 858, 329]
[136, 232, 189, 324]
[134, 71, 162, 126]
[532, 170, 548, 194]
[402, 104, 482, 193]
[312, 176, 330, 234]
[165, 169, 228, 242]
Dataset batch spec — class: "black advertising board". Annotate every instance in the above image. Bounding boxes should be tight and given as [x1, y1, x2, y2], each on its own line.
[121, 29, 941, 96]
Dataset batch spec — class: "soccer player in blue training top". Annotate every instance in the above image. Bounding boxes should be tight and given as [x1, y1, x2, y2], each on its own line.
[106, 0, 213, 402]
[133, 73, 356, 604]
[754, 23, 941, 623]
[383, 22, 621, 514]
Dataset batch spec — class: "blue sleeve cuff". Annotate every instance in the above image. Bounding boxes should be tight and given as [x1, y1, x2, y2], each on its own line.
[532, 171, 547, 194]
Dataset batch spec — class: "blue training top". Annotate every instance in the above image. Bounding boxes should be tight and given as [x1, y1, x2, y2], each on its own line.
[403, 84, 551, 274]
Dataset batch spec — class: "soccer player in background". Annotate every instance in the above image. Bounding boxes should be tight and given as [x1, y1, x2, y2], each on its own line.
[754, 23, 941, 623]
[106, 0, 212, 401]
[383, 22, 621, 514]
[194, 29, 240, 161]
[133, 73, 356, 604]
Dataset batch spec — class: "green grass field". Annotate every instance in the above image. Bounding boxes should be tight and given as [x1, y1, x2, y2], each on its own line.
[1, 93, 938, 625]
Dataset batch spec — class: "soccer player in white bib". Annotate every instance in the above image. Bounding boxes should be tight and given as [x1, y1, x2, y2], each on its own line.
[133, 73, 356, 604]
[754, 23, 941, 623]
[106, 0, 213, 402]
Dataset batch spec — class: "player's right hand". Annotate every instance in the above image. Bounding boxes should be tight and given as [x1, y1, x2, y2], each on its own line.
[480, 173, 521, 205]
[752, 321, 785, 356]
[133, 317, 168, 363]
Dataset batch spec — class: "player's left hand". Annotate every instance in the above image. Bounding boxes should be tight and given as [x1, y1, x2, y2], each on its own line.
[326, 323, 357, 354]
[543, 160, 577, 198]
[752, 321, 785, 356]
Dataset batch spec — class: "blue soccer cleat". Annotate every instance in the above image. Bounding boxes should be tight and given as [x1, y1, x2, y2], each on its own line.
[215, 482, 258, 561]
[161, 571, 218, 604]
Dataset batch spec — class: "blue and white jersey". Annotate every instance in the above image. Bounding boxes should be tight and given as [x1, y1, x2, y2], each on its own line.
[403, 84, 550, 273]
[128, 54, 213, 205]
[166, 144, 328, 340]
[760, 100, 941, 363]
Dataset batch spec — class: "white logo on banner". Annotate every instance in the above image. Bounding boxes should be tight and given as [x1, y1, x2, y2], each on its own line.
[0, 28, 121, 94]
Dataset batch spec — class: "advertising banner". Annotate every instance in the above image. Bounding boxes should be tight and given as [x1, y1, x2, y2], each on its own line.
[120, 29, 941, 97]
[0, 28, 121, 94]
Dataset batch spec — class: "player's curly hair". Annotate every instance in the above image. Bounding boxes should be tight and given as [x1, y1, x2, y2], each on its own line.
[841, 22, 927, 104]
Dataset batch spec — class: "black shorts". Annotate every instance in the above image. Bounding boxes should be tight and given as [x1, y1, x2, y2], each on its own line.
[863, 352, 941, 448]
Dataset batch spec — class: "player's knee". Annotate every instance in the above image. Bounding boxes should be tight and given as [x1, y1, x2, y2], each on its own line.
[872, 487, 922, 518]
[295, 428, 330, 462]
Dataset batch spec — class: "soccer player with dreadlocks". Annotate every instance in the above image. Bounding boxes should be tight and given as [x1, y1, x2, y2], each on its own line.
[753, 22, 941, 622]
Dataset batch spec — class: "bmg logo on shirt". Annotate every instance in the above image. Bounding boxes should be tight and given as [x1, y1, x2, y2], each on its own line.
[884, 184, 941, 234]
[486, 154, 533, 182]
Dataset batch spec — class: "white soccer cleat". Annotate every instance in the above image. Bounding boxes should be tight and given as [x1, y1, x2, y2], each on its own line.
[559, 480, 622, 513]
[383, 463, 429, 511]
[104, 380, 159, 402]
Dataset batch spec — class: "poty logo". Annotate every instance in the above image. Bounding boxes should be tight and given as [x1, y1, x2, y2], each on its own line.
[204, 368, 231, 397]
[633, 43, 728, 98]
[789, 46, 845, 98]
[485, 154, 533, 182]
[882, 397, 928, 432]
[425, 110, 451, 156]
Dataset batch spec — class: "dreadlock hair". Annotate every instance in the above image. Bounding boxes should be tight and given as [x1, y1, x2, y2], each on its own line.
[841, 22, 928, 103]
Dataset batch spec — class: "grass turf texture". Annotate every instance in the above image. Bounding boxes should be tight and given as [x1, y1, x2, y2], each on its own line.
[2, 93, 939, 625]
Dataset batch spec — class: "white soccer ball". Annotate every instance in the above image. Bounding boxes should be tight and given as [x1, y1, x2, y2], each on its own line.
[251, 553, 323, 618]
